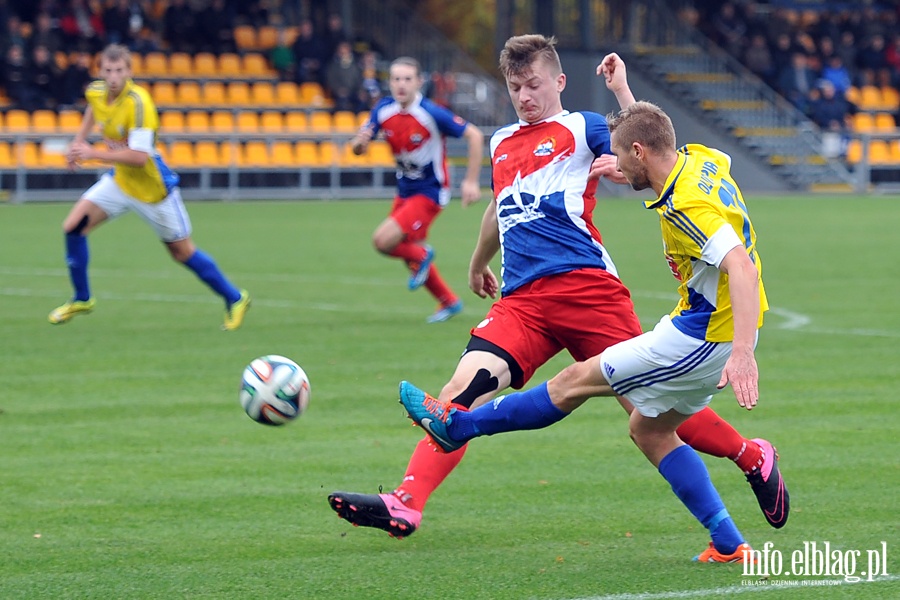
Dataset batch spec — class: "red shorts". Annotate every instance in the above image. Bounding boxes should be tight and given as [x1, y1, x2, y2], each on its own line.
[470, 268, 643, 389]
[390, 194, 442, 243]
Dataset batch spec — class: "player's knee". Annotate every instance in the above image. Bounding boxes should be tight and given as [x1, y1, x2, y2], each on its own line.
[444, 368, 501, 408]
[65, 215, 90, 236]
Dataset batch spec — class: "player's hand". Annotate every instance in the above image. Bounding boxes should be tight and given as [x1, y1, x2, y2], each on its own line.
[717, 347, 759, 410]
[67, 141, 94, 163]
[597, 53, 628, 93]
[460, 179, 481, 207]
[469, 266, 498, 299]
[350, 126, 374, 155]
[588, 154, 628, 185]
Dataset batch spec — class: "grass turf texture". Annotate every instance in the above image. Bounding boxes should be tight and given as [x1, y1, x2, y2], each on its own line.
[0, 195, 897, 600]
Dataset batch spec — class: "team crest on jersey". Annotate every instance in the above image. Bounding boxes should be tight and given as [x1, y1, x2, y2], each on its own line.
[453, 115, 465, 125]
[533, 137, 556, 156]
[410, 133, 423, 145]
[494, 153, 508, 164]
[664, 254, 682, 281]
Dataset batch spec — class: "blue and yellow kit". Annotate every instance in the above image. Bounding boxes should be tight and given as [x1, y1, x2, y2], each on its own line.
[646, 144, 768, 342]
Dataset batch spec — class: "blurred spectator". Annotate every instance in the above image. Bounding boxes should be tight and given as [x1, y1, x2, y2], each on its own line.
[270, 28, 294, 81]
[886, 36, 900, 87]
[808, 80, 855, 132]
[2, 44, 38, 109]
[103, 0, 141, 47]
[821, 55, 852, 97]
[164, 0, 197, 53]
[1, 14, 26, 53]
[743, 33, 773, 81]
[29, 44, 62, 109]
[358, 49, 383, 109]
[60, 50, 94, 107]
[322, 12, 347, 60]
[778, 52, 816, 111]
[132, 25, 162, 54]
[291, 18, 326, 84]
[59, 0, 105, 53]
[857, 35, 889, 82]
[324, 40, 363, 112]
[770, 33, 794, 71]
[836, 31, 858, 81]
[710, 2, 745, 57]
[198, 0, 235, 54]
[29, 11, 62, 55]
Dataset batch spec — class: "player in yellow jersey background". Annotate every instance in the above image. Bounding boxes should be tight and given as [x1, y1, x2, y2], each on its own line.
[49, 44, 250, 331]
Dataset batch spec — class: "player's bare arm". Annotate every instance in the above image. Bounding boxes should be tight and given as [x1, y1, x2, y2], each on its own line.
[460, 123, 484, 207]
[350, 124, 374, 155]
[588, 154, 629, 185]
[468, 199, 501, 298]
[598, 53, 636, 109]
[717, 245, 761, 410]
[66, 107, 96, 170]
[68, 141, 149, 168]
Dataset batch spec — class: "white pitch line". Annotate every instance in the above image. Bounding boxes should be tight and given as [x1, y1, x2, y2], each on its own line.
[566, 574, 899, 600]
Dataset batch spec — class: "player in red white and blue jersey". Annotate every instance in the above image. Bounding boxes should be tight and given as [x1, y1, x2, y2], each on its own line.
[330, 37, 787, 540]
[349, 56, 484, 323]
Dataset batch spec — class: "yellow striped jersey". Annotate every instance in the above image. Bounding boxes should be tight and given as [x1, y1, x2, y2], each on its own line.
[85, 78, 178, 202]
[645, 144, 768, 342]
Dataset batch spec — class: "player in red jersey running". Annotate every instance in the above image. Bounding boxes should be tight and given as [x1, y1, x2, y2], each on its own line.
[350, 56, 484, 323]
[330, 37, 788, 537]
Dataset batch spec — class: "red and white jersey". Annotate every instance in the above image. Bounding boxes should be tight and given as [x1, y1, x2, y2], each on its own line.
[490, 110, 617, 294]
[366, 93, 469, 205]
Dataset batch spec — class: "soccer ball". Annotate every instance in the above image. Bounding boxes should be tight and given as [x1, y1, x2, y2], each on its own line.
[239, 355, 310, 426]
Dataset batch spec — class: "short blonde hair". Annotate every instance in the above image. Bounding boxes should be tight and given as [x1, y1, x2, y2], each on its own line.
[606, 101, 676, 153]
[499, 34, 562, 79]
[100, 43, 132, 68]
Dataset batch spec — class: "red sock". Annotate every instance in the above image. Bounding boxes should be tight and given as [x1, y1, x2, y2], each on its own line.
[676, 407, 761, 472]
[423, 264, 457, 306]
[389, 241, 427, 264]
[394, 437, 467, 512]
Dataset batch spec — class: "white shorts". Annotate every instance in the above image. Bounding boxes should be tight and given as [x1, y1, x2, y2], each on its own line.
[84, 173, 192, 242]
[599, 315, 750, 418]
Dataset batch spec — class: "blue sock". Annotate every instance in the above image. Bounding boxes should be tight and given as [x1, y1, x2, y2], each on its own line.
[65, 233, 91, 301]
[448, 382, 568, 442]
[183, 249, 241, 305]
[658, 445, 744, 554]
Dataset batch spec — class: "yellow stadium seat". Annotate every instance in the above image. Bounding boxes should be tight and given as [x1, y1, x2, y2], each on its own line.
[845, 139, 861, 164]
[143, 52, 168, 76]
[177, 81, 202, 105]
[299, 81, 325, 106]
[294, 141, 319, 166]
[19, 142, 40, 168]
[153, 81, 177, 105]
[233, 25, 256, 51]
[251, 82, 275, 105]
[227, 82, 251, 105]
[332, 110, 358, 133]
[168, 52, 193, 76]
[869, 140, 891, 164]
[874, 113, 896, 131]
[260, 111, 284, 132]
[203, 81, 226, 105]
[31, 110, 58, 132]
[256, 26, 279, 50]
[39, 142, 68, 168]
[275, 81, 299, 105]
[217, 53, 242, 77]
[219, 141, 241, 166]
[0, 142, 13, 167]
[892, 140, 900, 162]
[58, 110, 82, 132]
[242, 53, 270, 76]
[236, 111, 259, 132]
[858, 86, 882, 110]
[129, 52, 143, 75]
[308, 111, 333, 133]
[168, 141, 196, 168]
[186, 110, 210, 132]
[193, 52, 218, 77]
[318, 141, 338, 165]
[284, 111, 307, 132]
[852, 113, 875, 133]
[243, 140, 270, 167]
[194, 141, 221, 167]
[271, 141, 295, 166]
[5, 109, 30, 132]
[881, 86, 900, 111]
[160, 111, 185, 131]
[211, 111, 235, 132]
[368, 140, 395, 167]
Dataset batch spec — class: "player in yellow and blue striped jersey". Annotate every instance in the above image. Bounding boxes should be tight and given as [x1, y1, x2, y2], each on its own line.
[49, 44, 250, 330]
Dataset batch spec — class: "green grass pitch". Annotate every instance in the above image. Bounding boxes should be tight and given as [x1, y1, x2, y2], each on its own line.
[0, 194, 897, 599]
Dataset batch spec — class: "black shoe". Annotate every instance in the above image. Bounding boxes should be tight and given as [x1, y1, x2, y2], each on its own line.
[746, 438, 790, 529]
[328, 491, 421, 538]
